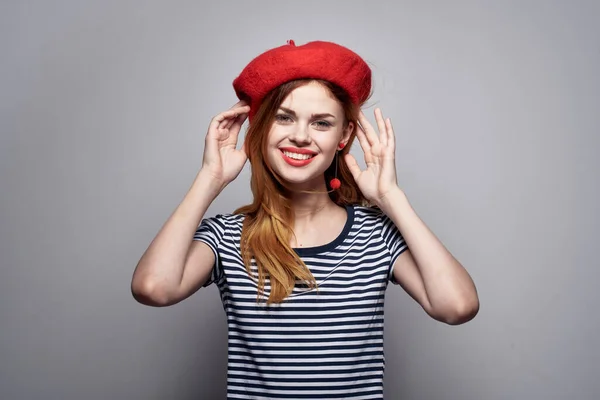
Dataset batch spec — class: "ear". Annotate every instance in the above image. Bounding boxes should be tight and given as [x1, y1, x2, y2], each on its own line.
[341, 121, 355, 147]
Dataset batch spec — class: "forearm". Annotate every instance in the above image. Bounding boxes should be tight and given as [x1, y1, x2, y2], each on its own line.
[378, 187, 479, 319]
[132, 170, 223, 296]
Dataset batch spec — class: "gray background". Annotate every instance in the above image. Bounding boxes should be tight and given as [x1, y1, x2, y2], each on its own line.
[1, 0, 598, 399]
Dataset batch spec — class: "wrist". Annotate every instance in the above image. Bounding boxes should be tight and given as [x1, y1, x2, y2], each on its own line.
[375, 186, 408, 213]
[194, 169, 228, 198]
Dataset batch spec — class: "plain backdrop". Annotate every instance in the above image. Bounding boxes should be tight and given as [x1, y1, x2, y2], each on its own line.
[1, 1, 599, 399]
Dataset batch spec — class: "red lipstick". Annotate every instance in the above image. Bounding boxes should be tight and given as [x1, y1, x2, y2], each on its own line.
[279, 147, 317, 155]
[279, 148, 316, 167]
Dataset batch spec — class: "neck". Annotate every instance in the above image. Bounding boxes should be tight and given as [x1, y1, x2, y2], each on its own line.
[288, 187, 340, 224]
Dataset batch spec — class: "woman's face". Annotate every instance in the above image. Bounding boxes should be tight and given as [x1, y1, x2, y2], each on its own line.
[265, 81, 354, 190]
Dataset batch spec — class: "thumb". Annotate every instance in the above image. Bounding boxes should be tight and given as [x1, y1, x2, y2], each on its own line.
[344, 153, 362, 181]
[242, 137, 249, 157]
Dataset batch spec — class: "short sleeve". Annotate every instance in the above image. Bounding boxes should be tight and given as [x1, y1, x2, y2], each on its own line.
[377, 211, 408, 285]
[193, 215, 226, 287]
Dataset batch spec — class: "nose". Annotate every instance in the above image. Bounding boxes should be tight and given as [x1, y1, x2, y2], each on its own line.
[289, 123, 312, 144]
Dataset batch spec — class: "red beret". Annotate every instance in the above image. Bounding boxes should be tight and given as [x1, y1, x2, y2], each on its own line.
[232, 40, 371, 120]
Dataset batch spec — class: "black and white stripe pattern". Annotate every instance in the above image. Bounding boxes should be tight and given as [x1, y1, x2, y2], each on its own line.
[194, 205, 407, 399]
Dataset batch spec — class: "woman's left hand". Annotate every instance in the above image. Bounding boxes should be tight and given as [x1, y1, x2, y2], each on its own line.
[345, 108, 401, 206]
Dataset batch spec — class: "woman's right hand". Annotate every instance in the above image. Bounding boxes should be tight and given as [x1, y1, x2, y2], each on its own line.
[201, 100, 251, 186]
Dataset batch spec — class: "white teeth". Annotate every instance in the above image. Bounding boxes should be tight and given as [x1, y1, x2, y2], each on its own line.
[283, 151, 313, 160]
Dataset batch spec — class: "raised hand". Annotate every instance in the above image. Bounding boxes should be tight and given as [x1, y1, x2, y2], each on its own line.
[201, 100, 251, 185]
[345, 108, 400, 206]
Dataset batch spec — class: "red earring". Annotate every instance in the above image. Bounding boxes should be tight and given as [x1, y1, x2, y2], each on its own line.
[329, 144, 344, 190]
[329, 176, 341, 190]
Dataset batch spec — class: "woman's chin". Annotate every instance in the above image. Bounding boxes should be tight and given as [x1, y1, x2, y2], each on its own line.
[277, 174, 326, 190]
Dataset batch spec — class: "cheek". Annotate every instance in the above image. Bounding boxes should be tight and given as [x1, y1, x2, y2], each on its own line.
[317, 129, 343, 149]
[267, 125, 289, 145]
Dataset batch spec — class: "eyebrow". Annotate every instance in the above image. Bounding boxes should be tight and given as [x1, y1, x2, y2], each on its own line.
[278, 107, 336, 119]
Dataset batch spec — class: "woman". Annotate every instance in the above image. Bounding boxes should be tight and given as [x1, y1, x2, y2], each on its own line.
[131, 40, 479, 399]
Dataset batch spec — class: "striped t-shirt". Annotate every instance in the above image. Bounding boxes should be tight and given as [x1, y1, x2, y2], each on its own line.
[194, 204, 407, 399]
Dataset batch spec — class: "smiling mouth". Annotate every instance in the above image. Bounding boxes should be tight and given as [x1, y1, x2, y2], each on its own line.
[281, 150, 315, 160]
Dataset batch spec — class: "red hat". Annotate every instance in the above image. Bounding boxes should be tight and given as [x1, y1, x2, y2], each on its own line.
[233, 40, 371, 121]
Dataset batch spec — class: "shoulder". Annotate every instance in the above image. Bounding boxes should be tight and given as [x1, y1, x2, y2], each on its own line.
[196, 212, 245, 235]
[351, 205, 399, 239]
[352, 205, 388, 225]
[209, 212, 245, 225]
